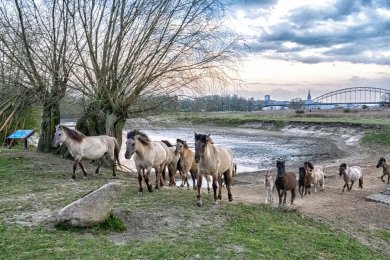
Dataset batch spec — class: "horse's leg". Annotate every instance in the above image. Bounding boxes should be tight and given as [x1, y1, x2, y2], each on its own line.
[349, 181, 354, 191]
[314, 182, 317, 193]
[224, 171, 233, 202]
[282, 190, 287, 205]
[72, 160, 78, 180]
[381, 174, 385, 183]
[144, 167, 153, 192]
[191, 170, 197, 190]
[78, 160, 88, 180]
[138, 171, 143, 194]
[276, 187, 282, 205]
[95, 159, 101, 174]
[342, 183, 347, 192]
[154, 166, 161, 191]
[196, 172, 203, 207]
[388, 174, 389, 184]
[217, 174, 223, 200]
[291, 188, 296, 205]
[212, 173, 219, 204]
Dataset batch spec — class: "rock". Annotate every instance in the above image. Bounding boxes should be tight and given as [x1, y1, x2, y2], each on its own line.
[57, 182, 121, 227]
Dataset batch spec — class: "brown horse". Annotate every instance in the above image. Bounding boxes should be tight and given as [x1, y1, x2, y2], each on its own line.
[376, 157, 390, 184]
[51, 125, 120, 180]
[194, 133, 234, 206]
[175, 139, 198, 189]
[275, 160, 297, 205]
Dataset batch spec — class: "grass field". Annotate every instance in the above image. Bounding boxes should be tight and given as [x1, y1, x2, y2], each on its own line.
[0, 150, 389, 259]
[173, 109, 390, 127]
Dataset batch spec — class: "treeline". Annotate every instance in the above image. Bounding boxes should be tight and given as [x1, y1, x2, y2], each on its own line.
[60, 94, 265, 118]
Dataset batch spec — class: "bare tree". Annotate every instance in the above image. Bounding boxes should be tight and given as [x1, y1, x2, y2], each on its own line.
[69, 0, 241, 145]
[0, 0, 75, 152]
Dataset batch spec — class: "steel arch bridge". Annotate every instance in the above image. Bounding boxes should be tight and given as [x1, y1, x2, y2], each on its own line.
[312, 87, 390, 105]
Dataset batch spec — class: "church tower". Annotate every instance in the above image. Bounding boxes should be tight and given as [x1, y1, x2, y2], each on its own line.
[307, 90, 312, 102]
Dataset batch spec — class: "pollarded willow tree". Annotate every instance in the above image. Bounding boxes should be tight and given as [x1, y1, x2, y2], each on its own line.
[0, 0, 75, 152]
[69, 0, 241, 146]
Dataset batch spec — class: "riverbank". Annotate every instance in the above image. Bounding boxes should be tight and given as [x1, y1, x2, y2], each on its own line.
[1, 116, 390, 257]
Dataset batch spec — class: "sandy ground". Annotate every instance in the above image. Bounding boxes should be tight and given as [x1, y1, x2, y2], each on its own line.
[225, 126, 390, 252]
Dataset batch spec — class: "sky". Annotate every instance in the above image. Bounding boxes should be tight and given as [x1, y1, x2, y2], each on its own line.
[223, 0, 390, 101]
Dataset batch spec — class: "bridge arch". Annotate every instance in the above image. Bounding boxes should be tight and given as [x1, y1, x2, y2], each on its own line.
[312, 87, 390, 104]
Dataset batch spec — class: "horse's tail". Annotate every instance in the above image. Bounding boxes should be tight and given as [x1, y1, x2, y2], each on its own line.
[359, 176, 363, 189]
[114, 138, 121, 167]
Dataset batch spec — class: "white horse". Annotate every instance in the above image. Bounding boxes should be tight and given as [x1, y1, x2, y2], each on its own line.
[194, 133, 234, 206]
[125, 130, 170, 193]
[304, 162, 325, 192]
[51, 125, 120, 180]
[264, 171, 274, 204]
[339, 163, 363, 192]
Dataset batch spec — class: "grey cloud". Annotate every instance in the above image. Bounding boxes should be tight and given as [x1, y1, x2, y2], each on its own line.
[240, 1, 390, 65]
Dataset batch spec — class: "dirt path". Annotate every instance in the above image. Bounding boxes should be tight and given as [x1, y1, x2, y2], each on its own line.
[230, 150, 390, 252]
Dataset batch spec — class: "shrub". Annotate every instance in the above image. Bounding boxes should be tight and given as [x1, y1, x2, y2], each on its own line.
[295, 109, 305, 114]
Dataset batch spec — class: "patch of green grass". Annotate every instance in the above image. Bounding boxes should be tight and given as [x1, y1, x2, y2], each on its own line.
[362, 126, 390, 146]
[375, 229, 390, 243]
[55, 212, 126, 233]
[0, 150, 389, 259]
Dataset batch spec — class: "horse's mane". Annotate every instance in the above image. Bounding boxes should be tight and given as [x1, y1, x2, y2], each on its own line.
[304, 161, 314, 170]
[61, 125, 86, 143]
[339, 163, 347, 169]
[161, 140, 173, 147]
[176, 138, 188, 149]
[276, 160, 285, 175]
[195, 133, 211, 143]
[127, 130, 150, 145]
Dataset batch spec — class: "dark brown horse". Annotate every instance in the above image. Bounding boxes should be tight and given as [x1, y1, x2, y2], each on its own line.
[275, 160, 297, 205]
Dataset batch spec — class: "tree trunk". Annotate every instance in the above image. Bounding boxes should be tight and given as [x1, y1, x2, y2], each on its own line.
[37, 99, 60, 152]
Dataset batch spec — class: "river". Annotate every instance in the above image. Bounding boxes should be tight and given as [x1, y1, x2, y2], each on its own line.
[122, 126, 342, 173]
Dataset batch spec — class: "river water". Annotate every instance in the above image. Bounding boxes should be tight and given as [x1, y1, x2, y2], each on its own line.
[125, 127, 341, 173]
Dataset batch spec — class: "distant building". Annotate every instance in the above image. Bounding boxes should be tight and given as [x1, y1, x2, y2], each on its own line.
[307, 90, 311, 102]
[264, 95, 270, 103]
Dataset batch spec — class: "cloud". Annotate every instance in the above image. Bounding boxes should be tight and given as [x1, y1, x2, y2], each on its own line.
[229, 0, 390, 65]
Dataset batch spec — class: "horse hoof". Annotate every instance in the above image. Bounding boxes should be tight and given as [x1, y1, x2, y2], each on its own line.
[196, 201, 203, 207]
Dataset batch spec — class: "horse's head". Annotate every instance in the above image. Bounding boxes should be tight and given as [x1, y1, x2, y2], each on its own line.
[194, 132, 211, 163]
[125, 130, 150, 159]
[376, 157, 386, 168]
[276, 159, 285, 176]
[175, 139, 187, 155]
[339, 163, 347, 177]
[264, 171, 273, 183]
[51, 125, 65, 147]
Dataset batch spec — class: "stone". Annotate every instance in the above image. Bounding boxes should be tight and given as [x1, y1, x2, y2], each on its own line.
[57, 182, 121, 227]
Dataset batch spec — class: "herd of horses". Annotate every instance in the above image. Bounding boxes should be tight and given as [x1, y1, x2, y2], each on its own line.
[52, 124, 390, 206]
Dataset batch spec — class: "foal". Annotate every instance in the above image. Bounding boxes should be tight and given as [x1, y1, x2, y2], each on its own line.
[376, 157, 390, 184]
[264, 171, 274, 204]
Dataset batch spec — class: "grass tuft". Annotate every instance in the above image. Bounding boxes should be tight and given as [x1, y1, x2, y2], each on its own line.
[362, 126, 390, 146]
[55, 212, 126, 233]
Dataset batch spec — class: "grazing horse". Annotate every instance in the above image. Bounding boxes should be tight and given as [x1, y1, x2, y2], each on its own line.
[194, 133, 234, 206]
[51, 125, 120, 180]
[275, 160, 297, 205]
[304, 162, 325, 193]
[376, 157, 390, 184]
[264, 171, 274, 204]
[125, 130, 170, 193]
[339, 163, 363, 192]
